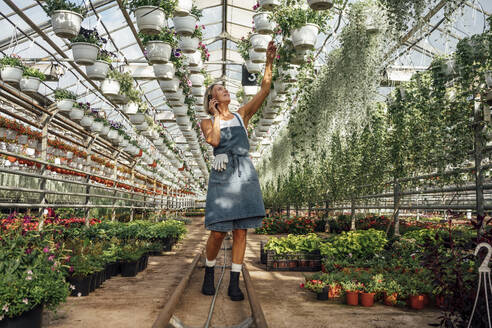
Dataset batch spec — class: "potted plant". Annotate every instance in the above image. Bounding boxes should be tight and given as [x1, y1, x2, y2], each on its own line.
[141, 27, 176, 64]
[341, 280, 363, 306]
[159, 77, 180, 93]
[91, 117, 105, 133]
[307, 0, 334, 11]
[20, 66, 46, 93]
[404, 276, 426, 310]
[173, 14, 198, 36]
[0, 54, 24, 84]
[153, 62, 175, 80]
[253, 7, 276, 34]
[70, 27, 106, 65]
[86, 49, 116, 81]
[122, 90, 142, 114]
[189, 73, 205, 87]
[258, 0, 280, 11]
[178, 36, 199, 54]
[69, 102, 88, 121]
[249, 48, 266, 64]
[360, 274, 383, 307]
[382, 277, 401, 306]
[54, 89, 77, 112]
[305, 279, 328, 300]
[101, 69, 128, 97]
[238, 33, 252, 61]
[174, 0, 193, 16]
[43, 0, 87, 39]
[80, 110, 95, 128]
[250, 33, 272, 52]
[127, 0, 175, 35]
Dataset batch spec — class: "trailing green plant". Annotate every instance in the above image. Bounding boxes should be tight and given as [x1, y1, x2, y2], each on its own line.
[107, 69, 134, 94]
[54, 89, 77, 101]
[191, 25, 205, 40]
[42, 0, 88, 16]
[0, 54, 23, 69]
[22, 66, 46, 81]
[97, 49, 117, 63]
[139, 27, 177, 47]
[237, 33, 253, 60]
[190, 4, 203, 18]
[125, 0, 177, 17]
[70, 27, 107, 47]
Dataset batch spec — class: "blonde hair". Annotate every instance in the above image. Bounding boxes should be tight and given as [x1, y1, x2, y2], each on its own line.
[203, 83, 221, 115]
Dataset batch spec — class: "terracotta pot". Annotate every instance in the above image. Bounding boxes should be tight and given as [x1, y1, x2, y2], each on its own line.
[423, 294, 430, 306]
[409, 295, 425, 310]
[435, 295, 445, 308]
[346, 291, 359, 306]
[288, 260, 297, 268]
[383, 292, 398, 306]
[360, 292, 375, 307]
[278, 260, 288, 268]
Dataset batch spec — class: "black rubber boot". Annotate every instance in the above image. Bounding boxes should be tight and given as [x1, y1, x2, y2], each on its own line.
[228, 271, 244, 301]
[201, 266, 216, 296]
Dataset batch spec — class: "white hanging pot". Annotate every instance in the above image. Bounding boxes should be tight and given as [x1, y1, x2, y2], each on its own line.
[273, 94, 286, 104]
[20, 77, 41, 93]
[153, 62, 175, 80]
[179, 124, 191, 132]
[91, 120, 103, 133]
[123, 102, 139, 114]
[57, 99, 75, 112]
[153, 138, 164, 146]
[146, 41, 172, 64]
[111, 93, 129, 105]
[175, 0, 193, 16]
[101, 79, 121, 97]
[80, 115, 94, 128]
[189, 62, 203, 72]
[259, 0, 280, 10]
[290, 49, 310, 65]
[195, 96, 204, 106]
[129, 113, 146, 124]
[51, 10, 84, 39]
[172, 106, 188, 116]
[1, 66, 23, 84]
[184, 51, 202, 67]
[173, 15, 198, 36]
[136, 122, 149, 131]
[176, 116, 191, 126]
[165, 89, 184, 100]
[119, 138, 129, 147]
[178, 36, 199, 54]
[159, 78, 180, 92]
[189, 73, 205, 87]
[100, 125, 110, 136]
[86, 60, 110, 80]
[71, 42, 99, 66]
[169, 97, 185, 106]
[245, 60, 262, 74]
[248, 49, 266, 64]
[485, 71, 492, 89]
[250, 34, 271, 52]
[135, 6, 167, 35]
[274, 80, 288, 94]
[291, 24, 319, 50]
[278, 65, 298, 82]
[253, 12, 275, 35]
[192, 85, 205, 97]
[259, 118, 275, 126]
[307, 0, 333, 10]
[69, 107, 84, 121]
[107, 129, 119, 141]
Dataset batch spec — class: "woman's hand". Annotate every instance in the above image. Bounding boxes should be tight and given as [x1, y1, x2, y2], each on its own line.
[209, 97, 220, 116]
[266, 41, 277, 64]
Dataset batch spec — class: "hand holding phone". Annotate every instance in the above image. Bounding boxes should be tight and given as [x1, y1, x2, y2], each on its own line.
[208, 95, 220, 116]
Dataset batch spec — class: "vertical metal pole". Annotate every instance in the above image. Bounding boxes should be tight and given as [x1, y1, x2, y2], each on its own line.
[111, 150, 121, 222]
[350, 199, 356, 231]
[130, 167, 135, 222]
[393, 179, 401, 236]
[474, 99, 485, 232]
[83, 136, 96, 227]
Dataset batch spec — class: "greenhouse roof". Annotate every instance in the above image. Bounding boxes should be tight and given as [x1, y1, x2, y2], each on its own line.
[0, 0, 490, 194]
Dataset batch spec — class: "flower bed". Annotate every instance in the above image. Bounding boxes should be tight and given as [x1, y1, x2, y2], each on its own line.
[255, 215, 317, 234]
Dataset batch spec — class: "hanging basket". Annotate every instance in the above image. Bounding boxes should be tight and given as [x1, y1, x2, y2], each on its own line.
[1, 66, 24, 86]
[146, 41, 172, 64]
[101, 79, 121, 97]
[195, 96, 204, 106]
[184, 51, 202, 67]
[100, 125, 110, 136]
[107, 129, 119, 141]
[90, 121, 103, 133]
[253, 12, 275, 35]
[135, 122, 149, 131]
[189, 73, 205, 87]
[20, 77, 42, 93]
[135, 6, 167, 35]
[290, 48, 310, 65]
[111, 93, 130, 105]
[119, 138, 129, 147]
[159, 78, 180, 92]
[153, 62, 175, 80]
[191, 85, 205, 97]
[249, 49, 266, 64]
[291, 24, 319, 50]
[165, 89, 184, 100]
[71, 42, 99, 66]
[169, 97, 185, 106]
[172, 106, 188, 116]
[273, 79, 289, 94]
[307, 0, 333, 11]
[51, 10, 84, 39]
[129, 113, 146, 125]
[250, 34, 271, 52]
[176, 116, 191, 126]
[86, 60, 110, 80]
[245, 60, 262, 74]
[69, 107, 84, 121]
[80, 115, 94, 128]
[122, 102, 139, 114]
[259, 0, 280, 10]
[175, 0, 193, 16]
[173, 15, 198, 36]
[189, 62, 203, 73]
[178, 36, 199, 54]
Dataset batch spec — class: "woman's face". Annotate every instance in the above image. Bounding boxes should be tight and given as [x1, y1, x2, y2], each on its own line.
[212, 84, 230, 105]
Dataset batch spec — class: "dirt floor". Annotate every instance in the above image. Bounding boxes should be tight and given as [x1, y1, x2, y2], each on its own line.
[244, 233, 442, 328]
[43, 218, 442, 328]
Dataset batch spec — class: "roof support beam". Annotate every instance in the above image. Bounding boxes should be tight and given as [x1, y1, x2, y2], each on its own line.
[221, 0, 228, 84]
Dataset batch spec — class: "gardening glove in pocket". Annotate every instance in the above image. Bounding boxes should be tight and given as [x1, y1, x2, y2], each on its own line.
[213, 153, 228, 172]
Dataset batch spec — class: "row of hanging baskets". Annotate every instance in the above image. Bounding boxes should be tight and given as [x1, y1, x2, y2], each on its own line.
[256, 0, 333, 11]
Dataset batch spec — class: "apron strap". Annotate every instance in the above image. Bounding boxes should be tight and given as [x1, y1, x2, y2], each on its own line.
[232, 113, 248, 134]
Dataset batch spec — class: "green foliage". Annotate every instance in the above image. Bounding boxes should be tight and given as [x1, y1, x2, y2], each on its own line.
[125, 0, 177, 17]
[22, 67, 46, 81]
[107, 70, 134, 95]
[321, 229, 387, 259]
[54, 89, 77, 101]
[0, 55, 23, 69]
[190, 4, 203, 19]
[139, 27, 177, 47]
[42, 0, 87, 16]
[264, 233, 322, 254]
[237, 33, 253, 60]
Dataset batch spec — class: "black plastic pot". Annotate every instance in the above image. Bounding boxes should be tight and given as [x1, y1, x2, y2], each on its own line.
[68, 275, 92, 297]
[94, 271, 102, 289]
[0, 304, 43, 328]
[89, 273, 96, 292]
[144, 254, 149, 269]
[121, 260, 139, 277]
[317, 290, 329, 300]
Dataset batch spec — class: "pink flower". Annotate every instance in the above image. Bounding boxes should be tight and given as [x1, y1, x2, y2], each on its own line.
[300, 283, 304, 288]
[202, 25, 205, 29]
[43, 247, 49, 253]
[195, 25, 198, 29]
[69, 266, 74, 273]
[48, 255, 55, 262]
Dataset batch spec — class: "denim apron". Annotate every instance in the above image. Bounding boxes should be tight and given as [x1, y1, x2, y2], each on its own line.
[205, 113, 266, 231]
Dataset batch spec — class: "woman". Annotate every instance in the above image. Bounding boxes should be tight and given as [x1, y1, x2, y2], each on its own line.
[200, 41, 277, 301]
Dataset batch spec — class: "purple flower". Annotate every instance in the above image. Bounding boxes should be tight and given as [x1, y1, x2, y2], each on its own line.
[69, 266, 74, 273]
[25, 248, 32, 255]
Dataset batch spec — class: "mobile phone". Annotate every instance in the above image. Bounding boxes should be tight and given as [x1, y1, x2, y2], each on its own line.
[208, 95, 218, 110]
